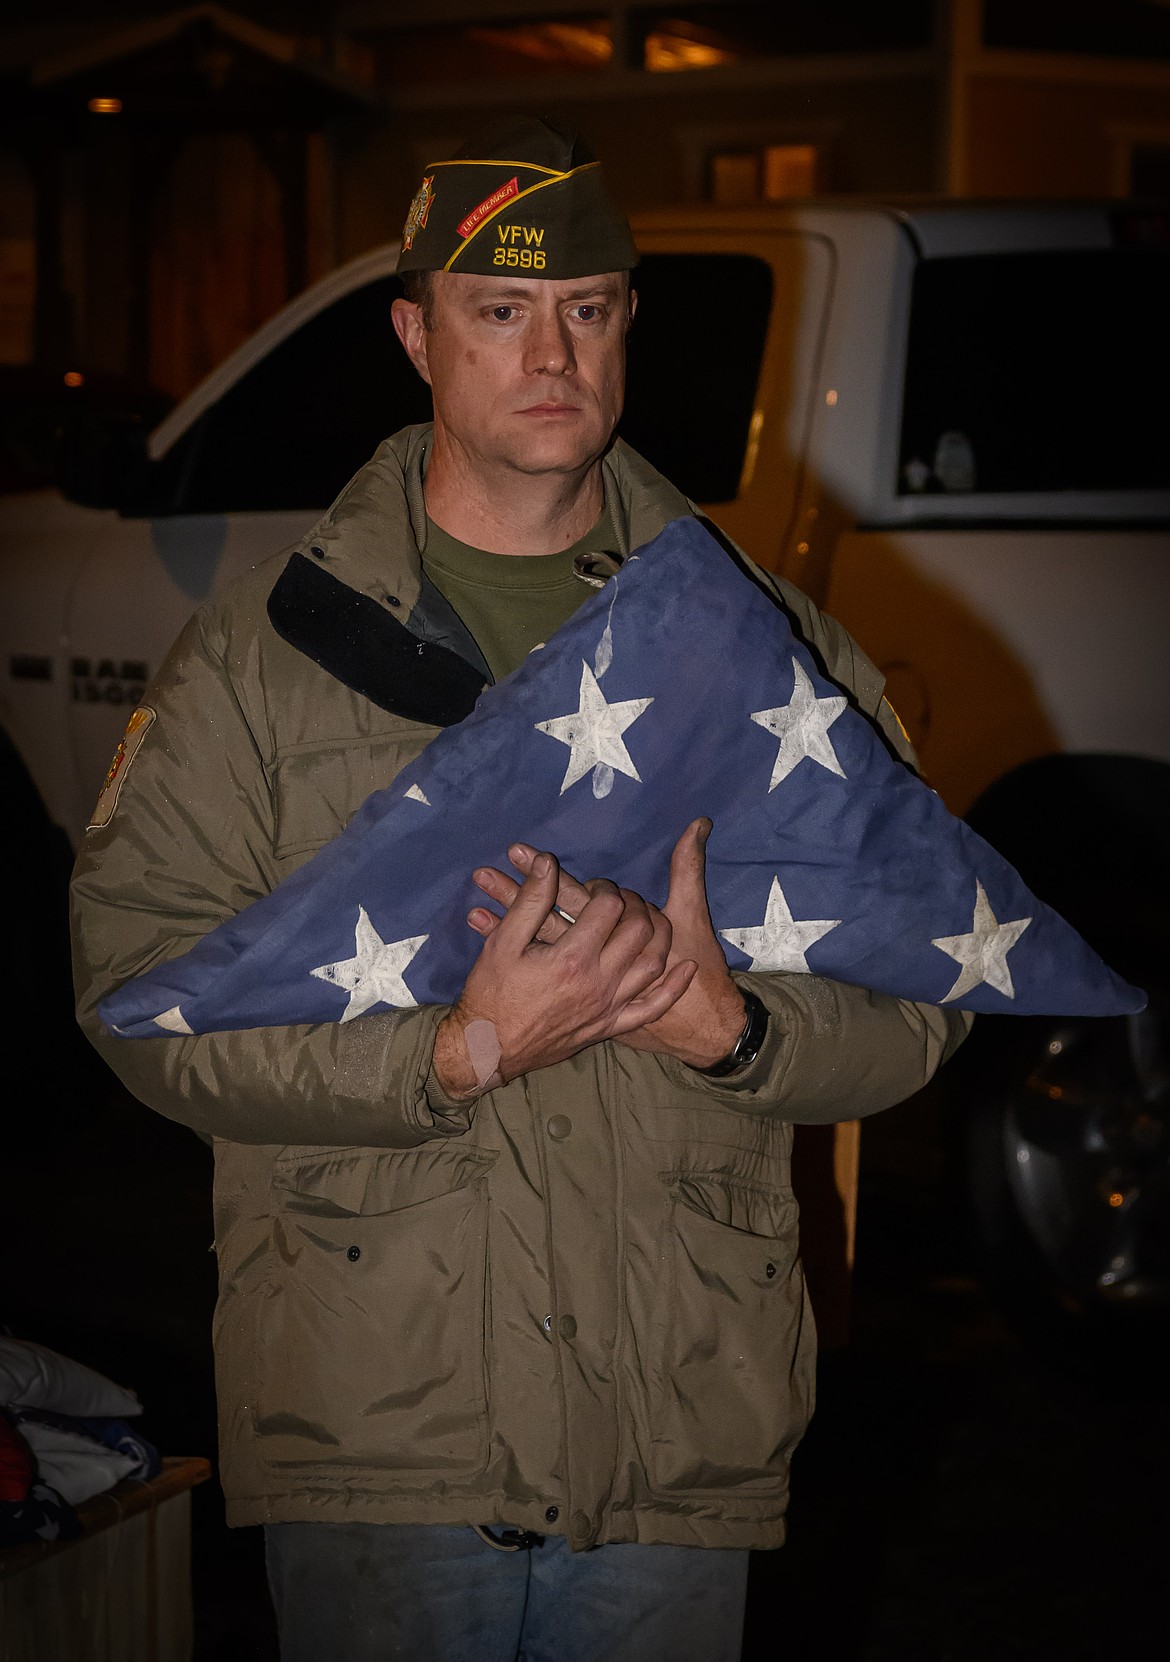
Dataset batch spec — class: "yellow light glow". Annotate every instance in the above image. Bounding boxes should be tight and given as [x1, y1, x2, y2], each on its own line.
[88, 96, 122, 114]
[825, 389, 839, 407]
[470, 22, 611, 67]
[63, 371, 85, 388]
[763, 144, 818, 201]
[1108, 1191, 1125, 1208]
[645, 28, 735, 72]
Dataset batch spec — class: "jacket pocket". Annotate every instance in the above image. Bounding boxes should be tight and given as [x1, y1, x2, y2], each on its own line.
[255, 1145, 497, 1474]
[649, 1174, 815, 1496]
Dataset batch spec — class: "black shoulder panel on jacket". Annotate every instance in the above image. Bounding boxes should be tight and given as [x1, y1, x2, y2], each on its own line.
[266, 553, 485, 727]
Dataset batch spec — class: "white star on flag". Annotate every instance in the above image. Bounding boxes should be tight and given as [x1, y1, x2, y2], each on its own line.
[720, 876, 841, 973]
[310, 906, 427, 1020]
[751, 658, 848, 790]
[534, 660, 654, 796]
[931, 880, 1031, 1003]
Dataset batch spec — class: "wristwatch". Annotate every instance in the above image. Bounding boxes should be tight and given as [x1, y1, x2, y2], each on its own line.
[694, 989, 769, 1078]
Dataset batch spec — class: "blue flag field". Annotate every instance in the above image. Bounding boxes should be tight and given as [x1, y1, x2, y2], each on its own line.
[99, 517, 1144, 1038]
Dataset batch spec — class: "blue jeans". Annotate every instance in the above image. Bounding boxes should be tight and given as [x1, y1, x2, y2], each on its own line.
[265, 1521, 749, 1662]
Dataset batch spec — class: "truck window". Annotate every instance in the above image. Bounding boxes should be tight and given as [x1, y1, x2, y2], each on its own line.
[146, 277, 433, 515]
[145, 253, 773, 515]
[621, 253, 773, 504]
[898, 247, 1170, 496]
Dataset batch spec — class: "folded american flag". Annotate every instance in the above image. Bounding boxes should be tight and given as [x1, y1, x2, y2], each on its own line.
[100, 516, 1143, 1038]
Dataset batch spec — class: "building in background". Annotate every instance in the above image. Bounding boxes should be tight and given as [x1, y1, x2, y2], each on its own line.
[1, 0, 1169, 398]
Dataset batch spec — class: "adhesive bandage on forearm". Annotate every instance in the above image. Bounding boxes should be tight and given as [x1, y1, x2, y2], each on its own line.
[463, 1018, 503, 1091]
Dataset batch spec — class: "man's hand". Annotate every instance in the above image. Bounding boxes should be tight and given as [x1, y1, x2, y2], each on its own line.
[433, 850, 697, 1100]
[470, 820, 747, 1071]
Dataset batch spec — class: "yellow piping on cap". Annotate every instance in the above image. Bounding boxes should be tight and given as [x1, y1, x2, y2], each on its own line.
[443, 161, 600, 272]
[425, 156, 571, 177]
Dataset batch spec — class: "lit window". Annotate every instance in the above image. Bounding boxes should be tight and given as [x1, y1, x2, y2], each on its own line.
[709, 144, 820, 204]
[645, 21, 735, 72]
[469, 21, 612, 68]
[762, 144, 819, 200]
[378, 18, 612, 84]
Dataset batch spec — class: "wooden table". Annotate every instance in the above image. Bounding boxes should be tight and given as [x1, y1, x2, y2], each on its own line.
[0, 1455, 211, 1662]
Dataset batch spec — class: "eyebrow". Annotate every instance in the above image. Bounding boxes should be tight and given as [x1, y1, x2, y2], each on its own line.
[461, 280, 625, 303]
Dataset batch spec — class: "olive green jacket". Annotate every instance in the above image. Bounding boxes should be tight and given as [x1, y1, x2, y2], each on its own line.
[71, 427, 967, 1549]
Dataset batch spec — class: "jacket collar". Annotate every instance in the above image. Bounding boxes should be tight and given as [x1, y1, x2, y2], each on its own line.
[266, 424, 693, 725]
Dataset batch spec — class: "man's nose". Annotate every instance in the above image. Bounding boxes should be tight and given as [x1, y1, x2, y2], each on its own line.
[525, 308, 576, 376]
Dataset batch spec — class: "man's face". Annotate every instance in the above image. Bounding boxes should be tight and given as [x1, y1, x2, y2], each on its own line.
[393, 270, 632, 480]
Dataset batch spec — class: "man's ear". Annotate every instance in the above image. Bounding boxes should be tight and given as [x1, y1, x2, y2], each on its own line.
[391, 297, 433, 387]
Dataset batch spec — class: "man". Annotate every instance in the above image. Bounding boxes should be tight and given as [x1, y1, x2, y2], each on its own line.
[72, 119, 967, 1661]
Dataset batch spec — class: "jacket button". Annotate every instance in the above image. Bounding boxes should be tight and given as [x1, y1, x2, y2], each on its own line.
[542, 1314, 553, 1334]
[571, 1510, 591, 1540]
[559, 1315, 577, 1341]
[765, 1262, 776, 1278]
[546, 1114, 572, 1140]
[545, 1505, 559, 1524]
[347, 1246, 361, 1262]
[309, 545, 325, 559]
[386, 594, 401, 607]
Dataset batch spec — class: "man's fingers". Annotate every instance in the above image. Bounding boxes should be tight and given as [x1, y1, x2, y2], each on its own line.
[467, 906, 501, 938]
[509, 842, 592, 917]
[665, 818, 711, 912]
[614, 960, 697, 1032]
[492, 851, 562, 949]
[472, 865, 563, 943]
[474, 865, 522, 909]
[563, 878, 626, 949]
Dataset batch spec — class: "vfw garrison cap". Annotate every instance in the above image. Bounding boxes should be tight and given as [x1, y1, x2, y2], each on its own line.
[396, 116, 638, 279]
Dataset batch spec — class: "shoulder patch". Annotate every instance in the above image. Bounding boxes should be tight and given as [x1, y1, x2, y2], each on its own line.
[88, 705, 155, 831]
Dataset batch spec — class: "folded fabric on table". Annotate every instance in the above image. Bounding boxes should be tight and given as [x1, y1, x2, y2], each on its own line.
[11, 1412, 141, 1507]
[0, 1337, 142, 1420]
[73, 1415, 161, 1481]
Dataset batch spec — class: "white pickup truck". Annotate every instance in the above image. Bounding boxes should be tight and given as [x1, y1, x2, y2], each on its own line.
[3, 201, 1166, 1358]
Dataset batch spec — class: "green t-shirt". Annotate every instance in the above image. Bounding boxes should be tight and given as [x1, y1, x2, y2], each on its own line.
[423, 509, 617, 683]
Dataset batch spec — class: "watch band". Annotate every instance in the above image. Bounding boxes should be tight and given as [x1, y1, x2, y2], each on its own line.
[694, 990, 769, 1078]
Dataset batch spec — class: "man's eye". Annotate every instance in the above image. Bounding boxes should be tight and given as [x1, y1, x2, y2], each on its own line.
[491, 306, 515, 322]
[573, 305, 601, 322]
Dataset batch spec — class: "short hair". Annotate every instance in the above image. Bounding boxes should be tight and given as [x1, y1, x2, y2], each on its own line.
[399, 269, 435, 330]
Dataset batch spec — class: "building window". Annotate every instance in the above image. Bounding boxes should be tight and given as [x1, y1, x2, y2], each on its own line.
[709, 144, 820, 204]
[369, 17, 612, 86]
[637, 1, 933, 73]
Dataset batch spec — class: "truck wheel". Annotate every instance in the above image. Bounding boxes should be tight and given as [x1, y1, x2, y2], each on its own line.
[956, 1006, 1168, 1382]
[952, 755, 1170, 1383]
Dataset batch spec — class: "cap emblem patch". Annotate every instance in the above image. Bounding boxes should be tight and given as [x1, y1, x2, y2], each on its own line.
[401, 175, 436, 251]
[457, 176, 519, 239]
